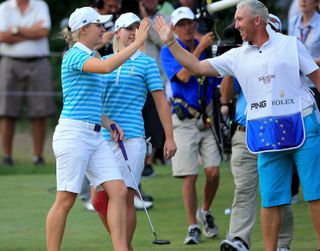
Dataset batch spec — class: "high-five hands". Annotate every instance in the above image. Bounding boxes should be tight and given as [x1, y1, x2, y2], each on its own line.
[135, 17, 150, 47]
[153, 16, 175, 46]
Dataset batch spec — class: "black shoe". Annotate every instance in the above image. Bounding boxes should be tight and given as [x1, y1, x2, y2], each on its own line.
[138, 183, 154, 201]
[141, 190, 154, 202]
[33, 156, 45, 165]
[3, 156, 13, 166]
[142, 164, 155, 178]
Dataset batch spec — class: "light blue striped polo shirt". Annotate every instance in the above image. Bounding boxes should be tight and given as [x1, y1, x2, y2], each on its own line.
[60, 42, 104, 125]
[101, 50, 163, 140]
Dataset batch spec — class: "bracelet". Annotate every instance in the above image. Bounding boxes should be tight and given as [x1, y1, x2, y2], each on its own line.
[166, 40, 176, 47]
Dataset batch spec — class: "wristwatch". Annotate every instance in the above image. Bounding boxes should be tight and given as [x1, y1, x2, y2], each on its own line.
[11, 27, 19, 35]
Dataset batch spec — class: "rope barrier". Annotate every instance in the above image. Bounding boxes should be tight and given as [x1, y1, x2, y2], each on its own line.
[0, 91, 62, 97]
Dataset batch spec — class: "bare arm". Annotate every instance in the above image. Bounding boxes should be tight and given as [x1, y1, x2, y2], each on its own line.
[176, 32, 214, 83]
[151, 90, 177, 159]
[83, 17, 150, 73]
[220, 76, 236, 103]
[308, 69, 320, 93]
[153, 16, 220, 77]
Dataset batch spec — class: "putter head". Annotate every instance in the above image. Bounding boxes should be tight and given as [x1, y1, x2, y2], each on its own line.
[152, 239, 171, 245]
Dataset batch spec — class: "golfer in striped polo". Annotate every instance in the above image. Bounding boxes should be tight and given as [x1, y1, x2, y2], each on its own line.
[91, 12, 176, 251]
[46, 7, 150, 251]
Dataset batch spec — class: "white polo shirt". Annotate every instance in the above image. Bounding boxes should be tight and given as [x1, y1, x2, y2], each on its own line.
[208, 25, 319, 110]
[0, 0, 51, 57]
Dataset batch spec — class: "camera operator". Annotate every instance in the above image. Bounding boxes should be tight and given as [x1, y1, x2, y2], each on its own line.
[160, 6, 221, 245]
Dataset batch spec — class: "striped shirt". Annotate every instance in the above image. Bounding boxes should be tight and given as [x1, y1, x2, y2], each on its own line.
[60, 43, 104, 125]
[102, 50, 163, 140]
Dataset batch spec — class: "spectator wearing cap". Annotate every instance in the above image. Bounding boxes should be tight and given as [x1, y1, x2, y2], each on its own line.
[90, 13, 176, 251]
[45, 7, 150, 251]
[219, 14, 294, 251]
[160, 6, 221, 245]
[268, 13, 282, 32]
[0, 0, 55, 166]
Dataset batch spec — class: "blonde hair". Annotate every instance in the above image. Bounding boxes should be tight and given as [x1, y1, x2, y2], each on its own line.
[112, 31, 120, 53]
[60, 27, 80, 48]
[60, 23, 91, 48]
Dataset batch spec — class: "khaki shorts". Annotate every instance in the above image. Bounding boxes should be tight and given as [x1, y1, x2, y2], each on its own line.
[171, 114, 221, 177]
[0, 57, 55, 118]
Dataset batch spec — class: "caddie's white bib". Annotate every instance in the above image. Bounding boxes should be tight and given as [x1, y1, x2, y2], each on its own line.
[240, 34, 306, 153]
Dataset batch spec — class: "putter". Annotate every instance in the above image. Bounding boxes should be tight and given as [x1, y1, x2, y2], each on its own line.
[111, 124, 171, 245]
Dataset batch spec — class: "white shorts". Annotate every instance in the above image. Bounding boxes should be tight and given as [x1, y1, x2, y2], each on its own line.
[52, 119, 123, 193]
[111, 138, 146, 190]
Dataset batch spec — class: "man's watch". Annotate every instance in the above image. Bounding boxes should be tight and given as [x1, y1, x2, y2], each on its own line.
[11, 27, 19, 36]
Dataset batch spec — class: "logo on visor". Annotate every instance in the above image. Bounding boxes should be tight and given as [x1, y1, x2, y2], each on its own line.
[82, 19, 87, 24]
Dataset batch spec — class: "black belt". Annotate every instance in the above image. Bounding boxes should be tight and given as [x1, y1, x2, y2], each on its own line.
[236, 125, 246, 132]
[94, 124, 101, 132]
[8, 56, 47, 62]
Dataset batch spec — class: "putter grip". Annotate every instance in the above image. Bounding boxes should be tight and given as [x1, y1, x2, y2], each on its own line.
[110, 124, 128, 160]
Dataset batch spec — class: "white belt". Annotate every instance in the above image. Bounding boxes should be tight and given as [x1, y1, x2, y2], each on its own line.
[58, 118, 101, 132]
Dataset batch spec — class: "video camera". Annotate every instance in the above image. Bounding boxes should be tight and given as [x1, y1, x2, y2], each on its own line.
[195, 0, 242, 57]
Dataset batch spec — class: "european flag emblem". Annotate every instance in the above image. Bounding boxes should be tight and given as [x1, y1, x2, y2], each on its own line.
[247, 112, 305, 152]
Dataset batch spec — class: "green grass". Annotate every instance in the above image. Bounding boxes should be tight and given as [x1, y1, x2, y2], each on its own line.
[0, 160, 317, 251]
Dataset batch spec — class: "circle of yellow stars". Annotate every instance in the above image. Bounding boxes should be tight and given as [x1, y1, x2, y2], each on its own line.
[259, 118, 286, 147]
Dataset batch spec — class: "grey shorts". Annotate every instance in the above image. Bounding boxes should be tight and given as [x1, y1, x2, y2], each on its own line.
[0, 56, 55, 118]
[171, 114, 221, 177]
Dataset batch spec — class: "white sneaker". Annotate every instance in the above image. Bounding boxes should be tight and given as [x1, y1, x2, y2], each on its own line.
[220, 239, 249, 251]
[134, 195, 153, 210]
[277, 248, 289, 251]
[83, 200, 95, 211]
[196, 208, 219, 238]
[184, 225, 201, 244]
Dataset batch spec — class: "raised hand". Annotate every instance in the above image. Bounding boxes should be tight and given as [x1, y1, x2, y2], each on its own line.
[199, 32, 214, 50]
[153, 16, 175, 45]
[135, 17, 150, 47]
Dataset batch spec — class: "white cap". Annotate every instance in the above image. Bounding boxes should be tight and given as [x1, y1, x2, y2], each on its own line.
[171, 7, 195, 26]
[68, 7, 112, 32]
[114, 12, 141, 32]
[268, 13, 282, 32]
